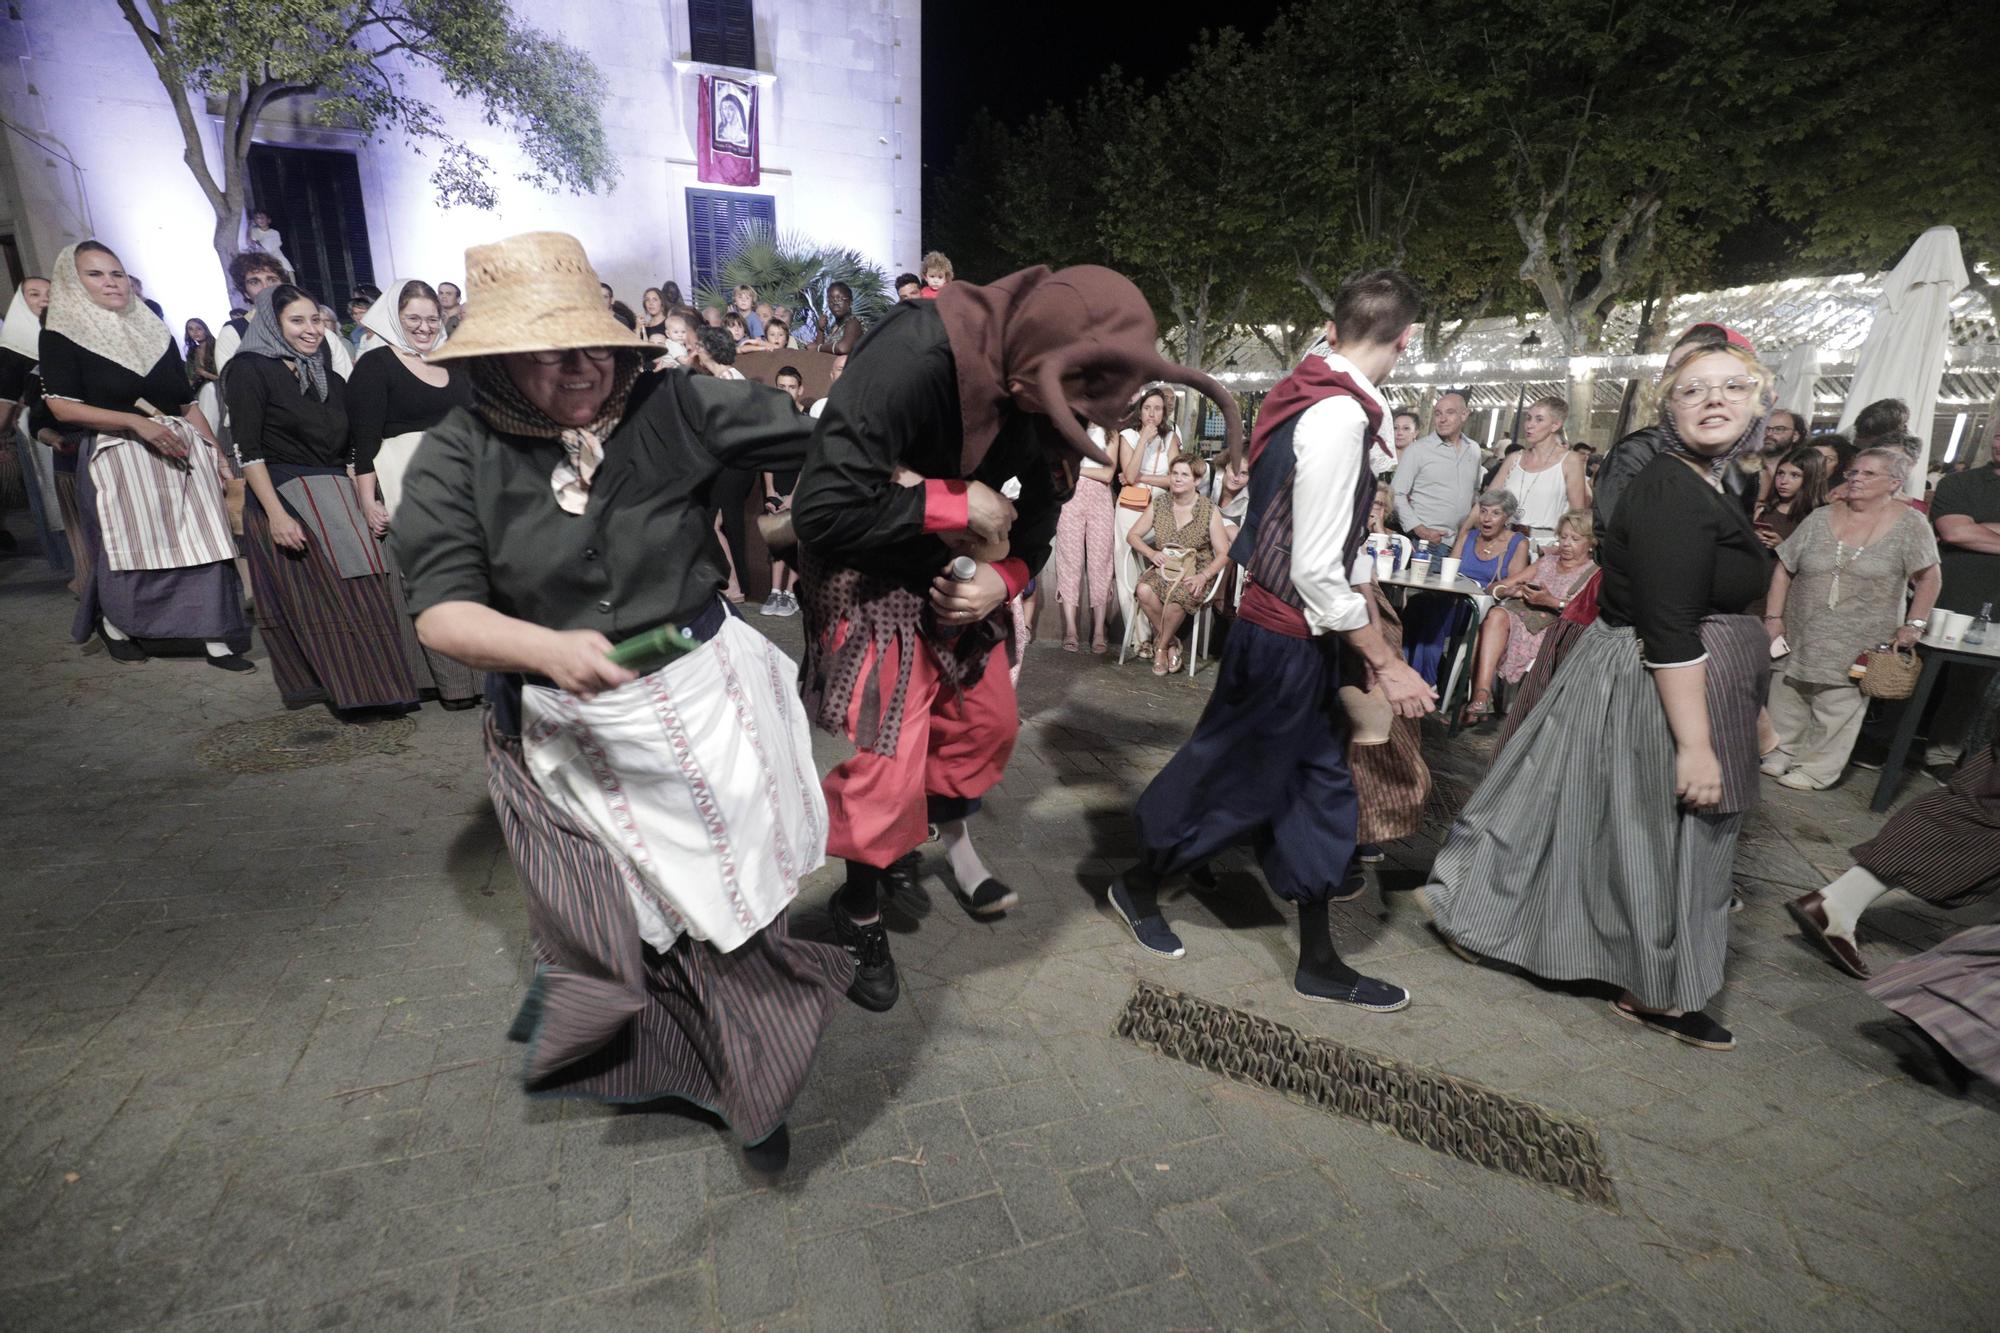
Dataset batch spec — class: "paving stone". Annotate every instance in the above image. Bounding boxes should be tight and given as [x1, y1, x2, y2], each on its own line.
[864, 1192, 1019, 1284]
[4, 560, 1997, 1331]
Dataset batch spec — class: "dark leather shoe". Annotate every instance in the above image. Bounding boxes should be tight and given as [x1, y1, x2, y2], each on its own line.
[1786, 892, 1871, 980]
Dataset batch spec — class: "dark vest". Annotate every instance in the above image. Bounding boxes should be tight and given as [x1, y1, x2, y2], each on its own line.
[1231, 388, 1381, 637]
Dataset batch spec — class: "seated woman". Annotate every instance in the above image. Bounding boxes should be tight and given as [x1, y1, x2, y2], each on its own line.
[1402, 489, 1530, 686]
[392, 230, 849, 1172]
[1127, 455, 1230, 675]
[1460, 507, 1598, 725]
[1752, 445, 1828, 549]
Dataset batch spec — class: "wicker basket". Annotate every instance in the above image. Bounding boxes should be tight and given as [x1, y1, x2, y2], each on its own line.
[1860, 644, 1922, 700]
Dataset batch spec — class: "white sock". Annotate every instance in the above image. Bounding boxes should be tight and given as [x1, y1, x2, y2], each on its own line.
[205, 641, 232, 658]
[940, 820, 991, 890]
[100, 618, 130, 641]
[1820, 866, 1889, 939]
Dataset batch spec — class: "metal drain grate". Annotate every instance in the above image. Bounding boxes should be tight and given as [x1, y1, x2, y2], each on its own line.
[196, 712, 419, 773]
[1116, 983, 1616, 1206]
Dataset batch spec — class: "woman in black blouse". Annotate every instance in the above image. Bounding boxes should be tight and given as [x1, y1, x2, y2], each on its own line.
[1424, 345, 1775, 1052]
[183, 318, 219, 385]
[391, 230, 850, 1173]
[41, 241, 251, 669]
[346, 279, 478, 706]
[227, 283, 418, 712]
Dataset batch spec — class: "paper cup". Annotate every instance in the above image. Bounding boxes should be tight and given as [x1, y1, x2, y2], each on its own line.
[1375, 550, 1396, 581]
[1438, 557, 1463, 582]
[1936, 610, 1971, 643]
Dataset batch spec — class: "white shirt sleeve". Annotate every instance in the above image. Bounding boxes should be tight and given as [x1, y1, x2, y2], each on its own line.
[1290, 396, 1371, 634]
[214, 323, 241, 373]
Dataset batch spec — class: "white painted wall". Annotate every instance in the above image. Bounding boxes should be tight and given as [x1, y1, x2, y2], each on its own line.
[0, 0, 919, 329]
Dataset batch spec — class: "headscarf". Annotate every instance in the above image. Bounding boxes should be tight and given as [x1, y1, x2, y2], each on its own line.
[358, 283, 449, 357]
[1658, 338, 1768, 484]
[233, 286, 330, 402]
[0, 286, 44, 361]
[470, 352, 642, 515]
[933, 265, 1241, 474]
[44, 242, 172, 378]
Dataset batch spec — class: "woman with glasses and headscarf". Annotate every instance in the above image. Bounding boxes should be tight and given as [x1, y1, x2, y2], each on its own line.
[1424, 344, 1777, 1052]
[391, 231, 848, 1172]
[346, 279, 480, 708]
[227, 281, 421, 711]
[1760, 447, 1939, 791]
[41, 241, 251, 670]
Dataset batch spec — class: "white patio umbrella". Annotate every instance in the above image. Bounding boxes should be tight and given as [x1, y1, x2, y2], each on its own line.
[1836, 225, 1970, 494]
[1770, 343, 1820, 424]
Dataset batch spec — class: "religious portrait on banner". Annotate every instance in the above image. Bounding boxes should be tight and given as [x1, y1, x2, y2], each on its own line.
[698, 74, 760, 185]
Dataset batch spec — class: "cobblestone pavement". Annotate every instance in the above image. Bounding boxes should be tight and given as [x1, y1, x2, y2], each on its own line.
[4, 548, 1996, 1332]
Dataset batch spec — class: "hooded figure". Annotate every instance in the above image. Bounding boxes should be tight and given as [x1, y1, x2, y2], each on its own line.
[789, 263, 1240, 1012]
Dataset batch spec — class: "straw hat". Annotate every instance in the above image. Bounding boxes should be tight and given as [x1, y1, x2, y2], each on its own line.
[427, 231, 648, 362]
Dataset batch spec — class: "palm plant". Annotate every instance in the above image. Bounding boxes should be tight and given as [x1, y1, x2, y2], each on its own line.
[695, 222, 891, 342]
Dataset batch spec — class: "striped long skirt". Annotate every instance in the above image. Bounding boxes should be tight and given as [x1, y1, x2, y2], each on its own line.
[1853, 739, 2000, 909]
[1867, 926, 2000, 1085]
[378, 536, 481, 703]
[1426, 619, 1766, 1013]
[1352, 586, 1429, 844]
[486, 715, 853, 1143]
[242, 503, 419, 710]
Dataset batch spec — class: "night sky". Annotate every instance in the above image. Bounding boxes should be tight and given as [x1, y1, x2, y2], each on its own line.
[920, 1, 1290, 176]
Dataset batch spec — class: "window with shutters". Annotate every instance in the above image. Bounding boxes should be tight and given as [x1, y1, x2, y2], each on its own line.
[686, 189, 775, 292]
[688, 0, 756, 70]
[245, 143, 376, 309]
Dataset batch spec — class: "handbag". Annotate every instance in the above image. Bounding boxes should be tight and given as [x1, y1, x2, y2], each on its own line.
[1117, 484, 1152, 512]
[1859, 643, 1921, 700]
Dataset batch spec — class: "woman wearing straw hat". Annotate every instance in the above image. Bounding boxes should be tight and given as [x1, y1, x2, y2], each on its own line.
[390, 232, 850, 1170]
[791, 263, 1241, 1012]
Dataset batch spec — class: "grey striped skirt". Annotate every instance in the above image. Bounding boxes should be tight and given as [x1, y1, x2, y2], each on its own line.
[485, 715, 853, 1144]
[1426, 618, 1767, 1012]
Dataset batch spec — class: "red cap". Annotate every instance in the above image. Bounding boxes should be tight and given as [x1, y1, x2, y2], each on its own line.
[1681, 321, 1757, 356]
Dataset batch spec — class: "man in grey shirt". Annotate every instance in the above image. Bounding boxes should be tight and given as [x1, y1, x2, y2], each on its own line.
[1391, 390, 1482, 542]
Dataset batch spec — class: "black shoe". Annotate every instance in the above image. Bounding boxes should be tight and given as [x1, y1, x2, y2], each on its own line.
[1107, 878, 1184, 958]
[1188, 862, 1219, 889]
[953, 876, 1018, 917]
[742, 1123, 791, 1173]
[833, 910, 900, 1012]
[1356, 843, 1385, 864]
[101, 633, 147, 663]
[1610, 1000, 1735, 1051]
[881, 851, 923, 901]
[438, 696, 480, 711]
[206, 653, 257, 673]
[1295, 970, 1410, 1012]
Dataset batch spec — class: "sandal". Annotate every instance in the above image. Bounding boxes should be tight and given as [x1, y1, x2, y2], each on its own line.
[1091, 637, 1109, 655]
[1167, 643, 1183, 673]
[1459, 691, 1493, 726]
[1062, 636, 1080, 652]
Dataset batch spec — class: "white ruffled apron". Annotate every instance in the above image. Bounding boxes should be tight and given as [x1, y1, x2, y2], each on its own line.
[520, 617, 828, 953]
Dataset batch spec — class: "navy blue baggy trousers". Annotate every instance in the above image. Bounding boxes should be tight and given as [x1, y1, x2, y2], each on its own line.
[1132, 619, 1358, 904]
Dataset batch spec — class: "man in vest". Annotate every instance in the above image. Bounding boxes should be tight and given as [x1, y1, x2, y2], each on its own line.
[1106, 269, 1436, 1011]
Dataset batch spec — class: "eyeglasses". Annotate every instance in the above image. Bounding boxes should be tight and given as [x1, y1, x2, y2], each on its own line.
[523, 347, 616, 365]
[1669, 377, 1760, 405]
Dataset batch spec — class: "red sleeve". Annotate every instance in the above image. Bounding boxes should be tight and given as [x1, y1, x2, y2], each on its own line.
[921, 479, 969, 533]
[993, 557, 1030, 599]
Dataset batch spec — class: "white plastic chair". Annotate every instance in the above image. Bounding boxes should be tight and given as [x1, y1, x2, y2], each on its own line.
[1118, 543, 1223, 677]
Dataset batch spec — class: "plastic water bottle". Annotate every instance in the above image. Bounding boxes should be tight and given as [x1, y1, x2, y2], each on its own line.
[929, 555, 980, 639]
[1967, 602, 1993, 647]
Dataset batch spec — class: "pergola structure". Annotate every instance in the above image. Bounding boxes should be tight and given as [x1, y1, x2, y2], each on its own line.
[1208, 271, 2000, 462]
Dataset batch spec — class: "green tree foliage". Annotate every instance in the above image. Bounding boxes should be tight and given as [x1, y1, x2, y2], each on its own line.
[115, 0, 617, 282]
[931, 0, 1965, 366]
[1767, 0, 2000, 319]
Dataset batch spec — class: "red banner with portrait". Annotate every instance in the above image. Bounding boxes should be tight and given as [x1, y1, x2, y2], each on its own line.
[697, 74, 760, 186]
